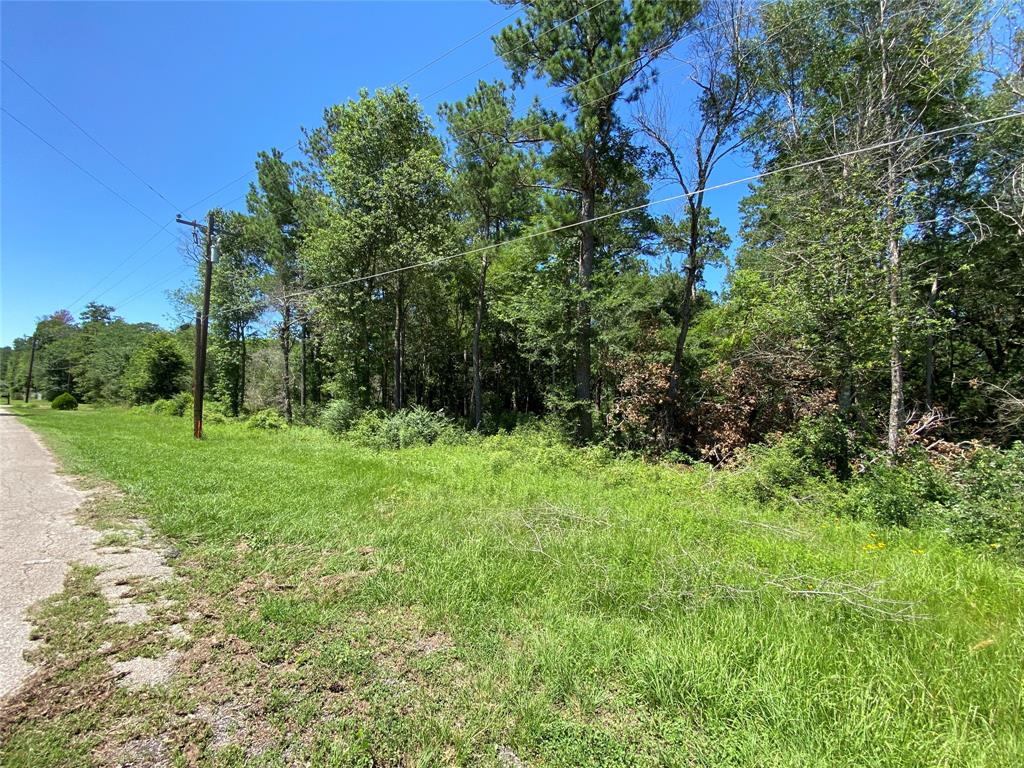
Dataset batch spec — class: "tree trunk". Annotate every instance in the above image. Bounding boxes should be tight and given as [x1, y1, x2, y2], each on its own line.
[887, 230, 905, 455]
[393, 280, 405, 411]
[281, 302, 293, 423]
[575, 150, 597, 442]
[239, 326, 247, 416]
[880, 0, 904, 457]
[668, 197, 703, 400]
[300, 322, 307, 409]
[472, 251, 489, 429]
[924, 270, 939, 410]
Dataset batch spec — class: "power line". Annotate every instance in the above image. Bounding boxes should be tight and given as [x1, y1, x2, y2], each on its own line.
[178, 144, 299, 215]
[419, 0, 614, 103]
[114, 263, 194, 312]
[178, 5, 535, 217]
[91, 236, 186, 305]
[268, 111, 1023, 310]
[399, 5, 523, 84]
[65, 223, 176, 312]
[2, 59, 184, 212]
[1, 107, 163, 226]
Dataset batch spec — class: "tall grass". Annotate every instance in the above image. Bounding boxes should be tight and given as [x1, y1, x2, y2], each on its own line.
[15, 406, 1024, 766]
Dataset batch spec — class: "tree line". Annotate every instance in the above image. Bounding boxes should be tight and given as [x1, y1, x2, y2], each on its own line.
[4, 0, 1022, 457]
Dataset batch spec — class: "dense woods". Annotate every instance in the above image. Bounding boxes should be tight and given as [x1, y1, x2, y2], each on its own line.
[4, 0, 1022, 458]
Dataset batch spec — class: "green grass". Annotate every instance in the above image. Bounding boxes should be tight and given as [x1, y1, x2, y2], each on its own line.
[5, 406, 1023, 766]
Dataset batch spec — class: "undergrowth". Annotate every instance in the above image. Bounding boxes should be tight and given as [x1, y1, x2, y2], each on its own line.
[7, 406, 1023, 766]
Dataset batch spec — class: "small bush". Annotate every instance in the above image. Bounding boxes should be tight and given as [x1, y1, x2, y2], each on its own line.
[291, 402, 323, 427]
[945, 443, 1024, 558]
[726, 434, 840, 508]
[150, 394, 191, 417]
[247, 408, 287, 430]
[321, 399, 361, 435]
[842, 453, 950, 527]
[149, 398, 175, 416]
[50, 392, 78, 410]
[170, 391, 193, 417]
[790, 415, 854, 481]
[350, 406, 463, 449]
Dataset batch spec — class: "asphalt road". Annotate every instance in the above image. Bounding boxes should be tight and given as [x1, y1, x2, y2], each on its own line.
[0, 408, 91, 701]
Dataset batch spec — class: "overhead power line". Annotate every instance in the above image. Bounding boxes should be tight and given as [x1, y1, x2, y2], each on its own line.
[264, 111, 1023, 310]
[399, 4, 522, 84]
[114, 263, 194, 312]
[419, 0, 613, 103]
[1, 107, 163, 226]
[178, 4, 536, 217]
[2, 59, 184, 212]
[65, 223, 176, 312]
[52, 3, 539, 319]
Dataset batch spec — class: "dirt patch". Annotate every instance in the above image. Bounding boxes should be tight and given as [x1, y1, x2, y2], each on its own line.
[112, 650, 182, 689]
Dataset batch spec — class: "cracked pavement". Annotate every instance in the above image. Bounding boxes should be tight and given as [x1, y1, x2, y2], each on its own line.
[0, 408, 92, 700]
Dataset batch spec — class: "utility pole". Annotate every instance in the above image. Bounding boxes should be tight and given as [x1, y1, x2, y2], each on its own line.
[177, 212, 217, 439]
[1, 347, 9, 404]
[23, 337, 36, 402]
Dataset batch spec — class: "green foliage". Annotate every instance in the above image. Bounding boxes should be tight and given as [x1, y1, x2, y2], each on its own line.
[320, 398, 360, 435]
[14, 406, 1024, 766]
[50, 392, 77, 410]
[149, 391, 193, 418]
[945, 443, 1024, 558]
[246, 408, 287, 430]
[725, 416, 856, 507]
[842, 453, 951, 527]
[123, 334, 188, 404]
[149, 398, 175, 416]
[348, 406, 463, 449]
[171, 391, 193, 417]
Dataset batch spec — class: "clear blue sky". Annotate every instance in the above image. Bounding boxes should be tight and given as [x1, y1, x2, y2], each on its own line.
[2, 0, 751, 346]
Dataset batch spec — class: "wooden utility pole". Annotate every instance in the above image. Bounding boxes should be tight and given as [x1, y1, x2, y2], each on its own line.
[177, 212, 216, 439]
[23, 337, 36, 402]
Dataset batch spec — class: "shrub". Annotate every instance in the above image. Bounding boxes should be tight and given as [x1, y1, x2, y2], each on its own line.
[790, 415, 854, 481]
[50, 392, 78, 410]
[150, 398, 176, 416]
[292, 402, 324, 427]
[123, 334, 188, 404]
[725, 434, 839, 508]
[170, 391, 193, 417]
[841, 452, 950, 527]
[350, 406, 462, 449]
[945, 443, 1024, 558]
[321, 399, 361, 435]
[247, 408, 287, 430]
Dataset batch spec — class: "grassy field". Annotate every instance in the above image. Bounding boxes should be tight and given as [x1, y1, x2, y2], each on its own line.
[3, 405, 1023, 766]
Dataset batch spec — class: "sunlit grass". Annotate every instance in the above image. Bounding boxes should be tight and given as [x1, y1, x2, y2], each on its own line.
[11, 406, 1024, 766]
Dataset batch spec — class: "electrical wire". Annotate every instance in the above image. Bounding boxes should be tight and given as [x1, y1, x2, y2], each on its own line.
[1, 107, 163, 226]
[203, 111, 1022, 320]
[419, 0, 613, 103]
[399, 4, 522, 84]
[2, 59, 184, 212]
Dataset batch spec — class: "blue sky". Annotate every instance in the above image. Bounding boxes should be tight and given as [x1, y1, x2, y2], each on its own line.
[2, 0, 752, 346]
